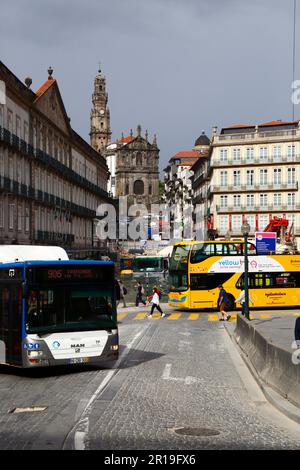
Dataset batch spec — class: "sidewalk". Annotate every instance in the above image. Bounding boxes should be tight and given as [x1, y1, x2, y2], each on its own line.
[226, 313, 300, 423]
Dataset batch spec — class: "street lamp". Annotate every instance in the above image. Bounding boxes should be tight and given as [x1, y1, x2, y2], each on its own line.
[241, 220, 251, 320]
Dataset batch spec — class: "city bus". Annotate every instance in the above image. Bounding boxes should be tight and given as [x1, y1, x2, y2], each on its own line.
[0, 246, 118, 368]
[168, 240, 300, 310]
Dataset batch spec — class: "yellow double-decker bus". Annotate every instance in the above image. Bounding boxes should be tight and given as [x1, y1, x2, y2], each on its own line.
[168, 240, 300, 310]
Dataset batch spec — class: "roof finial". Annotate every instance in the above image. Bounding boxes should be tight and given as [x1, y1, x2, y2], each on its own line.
[145, 129, 148, 141]
[137, 124, 142, 136]
[130, 129, 133, 137]
[48, 66, 53, 80]
[98, 61, 101, 73]
[153, 134, 157, 146]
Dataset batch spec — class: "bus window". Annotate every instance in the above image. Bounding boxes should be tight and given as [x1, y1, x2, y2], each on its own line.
[169, 245, 191, 270]
[237, 272, 300, 289]
[190, 243, 215, 263]
[190, 273, 232, 290]
[169, 272, 188, 292]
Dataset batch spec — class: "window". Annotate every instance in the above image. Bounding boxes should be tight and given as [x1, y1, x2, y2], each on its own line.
[125, 183, 129, 195]
[246, 194, 254, 207]
[9, 204, 15, 230]
[9, 157, 13, 180]
[288, 193, 296, 207]
[233, 195, 241, 207]
[232, 215, 242, 231]
[237, 272, 300, 289]
[273, 193, 282, 207]
[133, 180, 144, 195]
[18, 205, 22, 232]
[260, 194, 268, 207]
[190, 273, 233, 290]
[246, 170, 254, 187]
[25, 207, 30, 233]
[247, 215, 256, 233]
[260, 147, 268, 160]
[260, 169, 268, 186]
[136, 152, 142, 167]
[246, 147, 254, 162]
[287, 168, 296, 184]
[149, 184, 152, 195]
[220, 195, 228, 208]
[220, 171, 227, 187]
[0, 201, 4, 228]
[233, 148, 241, 161]
[259, 214, 269, 230]
[273, 168, 282, 185]
[220, 149, 228, 162]
[220, 215, 229, 232]
[233, 170, 240, 186]
[7, 109, 13, 132]
[288, 145, 296, 160]
[273, 146, 281, 160]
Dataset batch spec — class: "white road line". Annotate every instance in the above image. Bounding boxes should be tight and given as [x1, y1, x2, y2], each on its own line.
[73, 325, 148, 450]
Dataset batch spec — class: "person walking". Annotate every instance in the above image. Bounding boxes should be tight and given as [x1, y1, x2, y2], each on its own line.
[146, 287, 165, 318]
[217, 285, 231, 321]
[135, 281, 146, 307]
[115, 279, 121, 307]
[295, 317, 300, 349]
[235, 289, 254, 317]
[118, 279, 127, 308]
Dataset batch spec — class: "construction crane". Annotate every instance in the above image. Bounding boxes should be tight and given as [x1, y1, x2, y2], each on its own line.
[264, 216, 296, 251]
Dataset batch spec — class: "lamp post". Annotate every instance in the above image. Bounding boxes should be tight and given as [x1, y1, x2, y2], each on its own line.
[241, 220, 251, 320]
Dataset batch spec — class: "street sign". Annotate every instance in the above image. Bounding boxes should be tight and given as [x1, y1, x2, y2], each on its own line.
[255, 232, 277, 254]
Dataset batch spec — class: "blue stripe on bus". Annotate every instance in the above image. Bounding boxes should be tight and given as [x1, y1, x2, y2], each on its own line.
[168, 296, 187, 303]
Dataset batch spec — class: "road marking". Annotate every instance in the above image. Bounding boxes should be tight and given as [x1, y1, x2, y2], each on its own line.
[228, 314, 237, 321]
[260, 314, 270, 319]
[134, 313, 147, 320]
[162, 363, 203, 385]
[70, 327, 148, 450]
[188, 314, 200, 320]
[117, 313, 127, 321]
[208, 314, 219, 321]
[167, 313, 181, 320]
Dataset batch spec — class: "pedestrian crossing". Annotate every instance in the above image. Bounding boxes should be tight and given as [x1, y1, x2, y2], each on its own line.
[117, 312, 275, 322]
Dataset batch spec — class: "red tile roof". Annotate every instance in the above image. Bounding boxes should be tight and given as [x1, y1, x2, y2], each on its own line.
[171, 150, 199, 160]
[176, 161, 195, 167]
[35, 79, 56, 98]
[118, 135, 136, 144]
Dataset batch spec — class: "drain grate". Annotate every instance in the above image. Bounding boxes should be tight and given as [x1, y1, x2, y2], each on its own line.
[10, 406, 47, 414]
[173, 427, 220, 437]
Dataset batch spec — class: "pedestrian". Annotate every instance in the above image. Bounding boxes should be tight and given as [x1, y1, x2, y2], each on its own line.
[115, 279, 121, 307]
[295, 317, 300, 349]
[217, 285, 231, 321]
[146, 287, 165, 318]
[235, 289, 254, 317]
[118, 279, 127, 308]
[135, 281, 146, 307]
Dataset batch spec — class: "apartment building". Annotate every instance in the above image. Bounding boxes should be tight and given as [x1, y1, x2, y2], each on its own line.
[0, 62, 111, 251]
[208, 121, 300, 244]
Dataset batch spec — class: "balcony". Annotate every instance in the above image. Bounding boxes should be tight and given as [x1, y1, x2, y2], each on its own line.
[211, 154, 300, 167]
[213, 128, 298, 145]
[216, 203, 300, 213]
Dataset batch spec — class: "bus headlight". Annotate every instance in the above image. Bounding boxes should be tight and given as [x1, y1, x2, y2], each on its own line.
[27, 350, 44, 357]
[110, 345, 119, 351]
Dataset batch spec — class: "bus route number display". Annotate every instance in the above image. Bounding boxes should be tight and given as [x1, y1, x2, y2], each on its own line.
[36, 267, 109, 283]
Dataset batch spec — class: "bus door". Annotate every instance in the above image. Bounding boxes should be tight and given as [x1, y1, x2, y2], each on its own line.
[0, 284, 23, 366]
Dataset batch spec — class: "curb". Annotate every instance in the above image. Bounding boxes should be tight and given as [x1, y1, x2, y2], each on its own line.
[224, 320, 300, 425]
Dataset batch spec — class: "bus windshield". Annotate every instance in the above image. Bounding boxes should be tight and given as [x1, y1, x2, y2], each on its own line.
[169, 245, 191, 271]
[133, 258, 162, 272]
[26, 286, 116, 335]
[25, 264, 116, 334]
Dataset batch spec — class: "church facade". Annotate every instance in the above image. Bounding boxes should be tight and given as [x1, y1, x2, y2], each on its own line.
[90, 69, 160, 208]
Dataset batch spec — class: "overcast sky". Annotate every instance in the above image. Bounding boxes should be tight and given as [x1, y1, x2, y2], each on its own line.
[1, 0, 299, 172]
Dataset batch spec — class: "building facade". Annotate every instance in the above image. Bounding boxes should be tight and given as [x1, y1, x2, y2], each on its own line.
[0, 62, 111, 251]
[164, 132, 210, 239]
[207, 121, 300, 245]
[107, 125, 160, 208]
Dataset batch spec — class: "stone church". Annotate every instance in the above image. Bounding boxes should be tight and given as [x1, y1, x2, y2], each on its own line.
[90, 68, 160, 209]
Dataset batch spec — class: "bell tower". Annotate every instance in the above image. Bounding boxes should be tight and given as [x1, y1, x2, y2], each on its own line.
[90, 66, 111, 152]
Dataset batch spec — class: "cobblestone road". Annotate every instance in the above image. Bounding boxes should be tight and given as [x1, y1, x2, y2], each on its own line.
[0, 306, 299, 450]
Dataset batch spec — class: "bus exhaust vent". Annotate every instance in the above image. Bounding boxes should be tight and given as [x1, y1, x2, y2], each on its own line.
[10, 406, 47, 414]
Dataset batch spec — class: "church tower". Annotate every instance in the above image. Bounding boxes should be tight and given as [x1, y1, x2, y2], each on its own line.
[90, 66, 111, 152]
